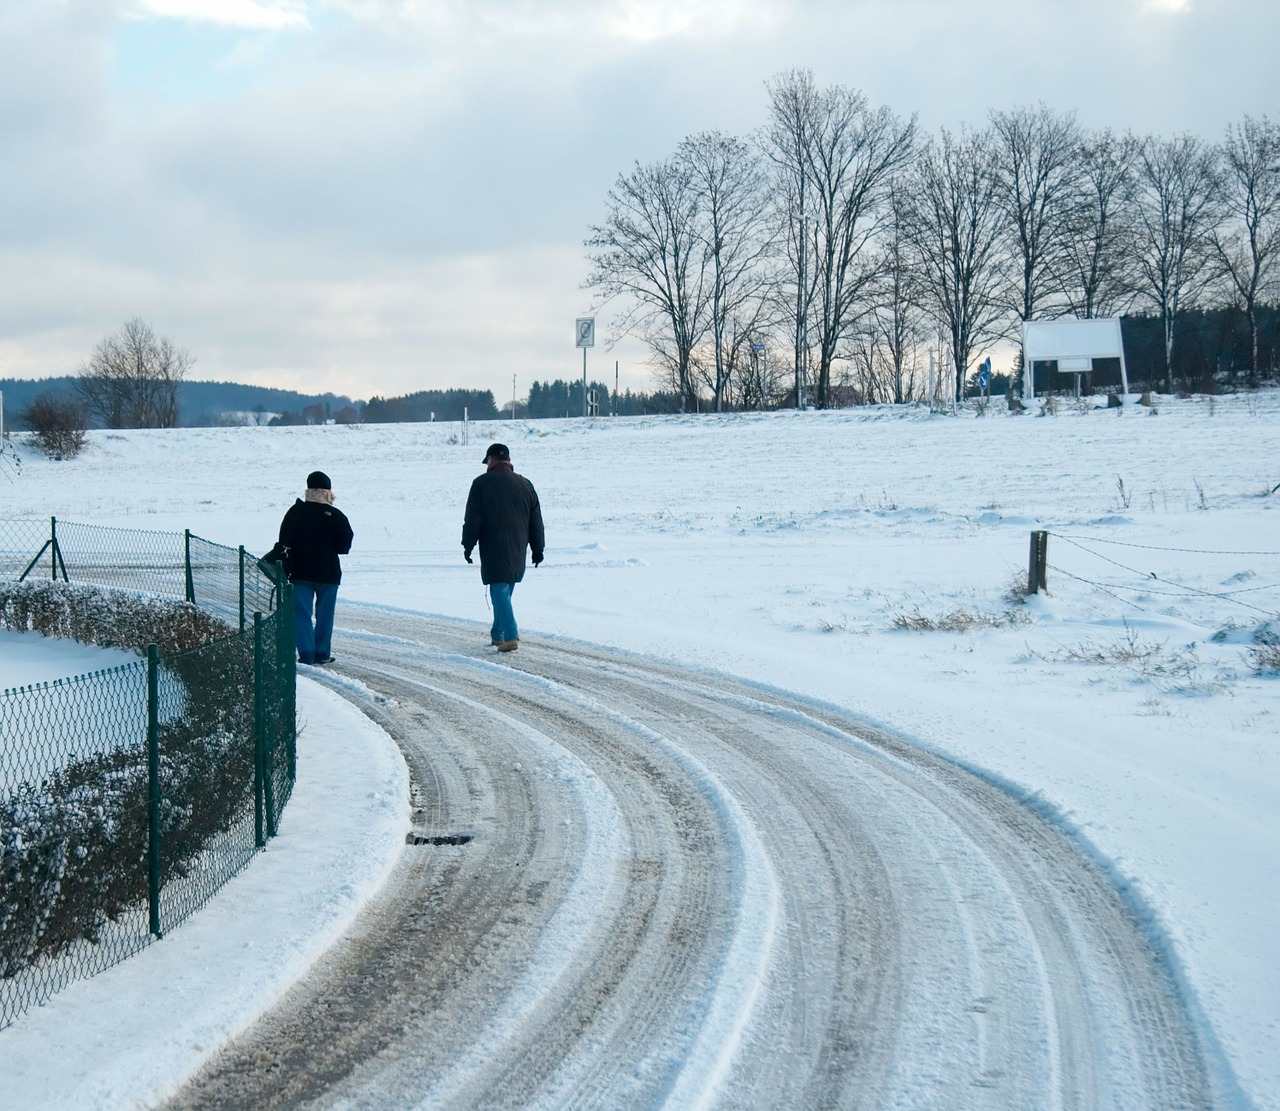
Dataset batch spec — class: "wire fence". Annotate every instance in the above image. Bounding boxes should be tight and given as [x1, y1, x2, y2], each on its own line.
[0, 517, 295, 1029]
[1029, 527, 1280, 626]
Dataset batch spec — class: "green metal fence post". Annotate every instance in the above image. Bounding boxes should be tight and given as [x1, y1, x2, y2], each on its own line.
[254, 611, 270, 844]
[183, 529, 196, 604]
[282, 580, 297, 781]
[49, 516, 69, 582]
[147, 643, 163, 939]
[238, 545, 247, 632]
[261, 612, 277, 838]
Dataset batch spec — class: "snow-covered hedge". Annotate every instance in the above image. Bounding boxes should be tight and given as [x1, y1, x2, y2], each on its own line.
[1, 581, 255, 983]
[0, 580, 231, 658]
[0, 722, 252, 978]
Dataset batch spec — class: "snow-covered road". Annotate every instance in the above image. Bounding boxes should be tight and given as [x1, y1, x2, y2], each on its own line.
[168, 607, 1214, 1110]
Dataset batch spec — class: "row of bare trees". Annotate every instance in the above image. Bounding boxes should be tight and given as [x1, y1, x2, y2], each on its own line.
[585, 71, 1280, 410]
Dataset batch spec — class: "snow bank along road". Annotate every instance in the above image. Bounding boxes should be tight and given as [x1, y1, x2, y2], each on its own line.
[168, 607, 1214, 1110]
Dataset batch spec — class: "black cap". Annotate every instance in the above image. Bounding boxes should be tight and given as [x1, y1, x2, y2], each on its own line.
[483, 443, 510, 464]
[306, 470, 332, 490]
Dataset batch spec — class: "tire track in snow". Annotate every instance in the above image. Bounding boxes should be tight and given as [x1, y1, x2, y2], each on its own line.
[168, 608, 1215, 1110]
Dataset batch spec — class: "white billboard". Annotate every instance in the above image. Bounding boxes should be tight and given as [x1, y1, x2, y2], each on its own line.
[1021, 318, 1128, 398]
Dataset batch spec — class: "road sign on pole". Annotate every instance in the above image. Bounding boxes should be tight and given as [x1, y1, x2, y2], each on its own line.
[576, 318, 594, 417]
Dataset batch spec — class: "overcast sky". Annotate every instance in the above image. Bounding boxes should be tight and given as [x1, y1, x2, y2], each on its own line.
[1, 0, 1274, 404]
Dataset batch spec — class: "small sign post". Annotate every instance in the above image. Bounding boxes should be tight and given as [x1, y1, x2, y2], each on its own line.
[576, 318, 595, 417]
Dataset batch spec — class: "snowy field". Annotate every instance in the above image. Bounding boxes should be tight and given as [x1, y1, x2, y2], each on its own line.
[0, 391, 1277, 1108]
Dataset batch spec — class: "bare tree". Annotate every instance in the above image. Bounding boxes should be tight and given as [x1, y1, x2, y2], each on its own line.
[902, 127, 1009, 405]
[764, 69, 821, 408]
[586, 159, 709, 410]
[679, 131, 776, 412]
[809, 91, 916, 408]
[1131, 135, 1222, 392]
[76, 317, 192, 429]
[765, 71, 916, 409]
[863, 183, 930, 404]
[1062, 129, 1140, 319]
[990, 104, 1081, 334]
[1210, 113, 1280, 383]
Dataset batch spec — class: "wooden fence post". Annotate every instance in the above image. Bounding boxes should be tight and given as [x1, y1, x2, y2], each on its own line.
[1028, 531, 1048, 594]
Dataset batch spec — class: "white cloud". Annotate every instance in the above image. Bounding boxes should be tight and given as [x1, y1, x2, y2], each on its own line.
[601, 0, 780, 42]
[1142, 0, 1191, 11]
[326, 0, 781, 43]
[128, 0, 311, 30]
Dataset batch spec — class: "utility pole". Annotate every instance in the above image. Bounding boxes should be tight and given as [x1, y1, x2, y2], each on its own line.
[512, 374, 517, 420]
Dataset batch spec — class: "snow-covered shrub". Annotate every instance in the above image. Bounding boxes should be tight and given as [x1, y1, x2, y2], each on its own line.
[0, 755, 148, 975]
[0, 580, 263, 981]
[0, 716, 255, 977]
[0, 580, 232, 655]
[0, 783, 69, 977]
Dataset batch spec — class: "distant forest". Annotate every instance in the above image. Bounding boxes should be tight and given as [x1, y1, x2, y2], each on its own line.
[359, 384, 691, 421]
[1119, 308, 1278, 393]
[363, 389, 499, 423]
[525, 379, 693, 417]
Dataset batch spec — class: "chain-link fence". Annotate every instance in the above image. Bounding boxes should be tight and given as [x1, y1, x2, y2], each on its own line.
[0, 518, 296, 1029]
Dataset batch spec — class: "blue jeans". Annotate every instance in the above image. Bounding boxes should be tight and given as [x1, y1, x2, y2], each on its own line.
[294, 581, 339, 663]
[489, 582, 518, 644]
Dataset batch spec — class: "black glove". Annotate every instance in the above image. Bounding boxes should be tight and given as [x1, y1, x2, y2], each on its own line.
[464, 549, 473, 564]
[532, 553, 543, 567]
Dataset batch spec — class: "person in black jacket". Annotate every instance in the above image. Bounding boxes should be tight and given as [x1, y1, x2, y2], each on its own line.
[462, 443, 544, 652]
[277, 470, 354, 665]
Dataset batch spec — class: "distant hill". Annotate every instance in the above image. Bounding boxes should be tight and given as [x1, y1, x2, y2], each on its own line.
[0, 377, 360, 430]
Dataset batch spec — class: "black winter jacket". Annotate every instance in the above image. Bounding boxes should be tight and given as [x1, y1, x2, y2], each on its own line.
[278, 498, 354, 585]
[462, 467, 544, 585]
